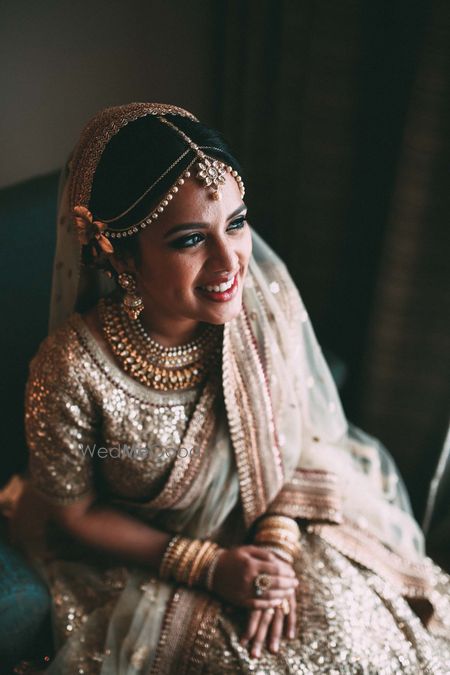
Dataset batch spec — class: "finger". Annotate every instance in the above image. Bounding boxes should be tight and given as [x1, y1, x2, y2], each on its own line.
[268, 606, 285, 653]
[245, 546, 277, 561]
[240, 610, 261, 646]
[255, 560, 296, 578]
[246, 597, 292, 610]
[250, 608, 275, 659]
[285, 596, 297, 640]
[266, 575, 299, 590]
[260, 587, 297, 600]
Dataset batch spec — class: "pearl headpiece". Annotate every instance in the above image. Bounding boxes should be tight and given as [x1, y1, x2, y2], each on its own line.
[73, 114, 245, 248]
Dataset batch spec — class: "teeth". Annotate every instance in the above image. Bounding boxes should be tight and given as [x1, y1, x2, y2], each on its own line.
[203, 276, 235, 293]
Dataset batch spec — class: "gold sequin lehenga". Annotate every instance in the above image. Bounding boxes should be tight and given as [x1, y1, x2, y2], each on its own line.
[20, 104, 450, 673]
[22, 250, 450, 674]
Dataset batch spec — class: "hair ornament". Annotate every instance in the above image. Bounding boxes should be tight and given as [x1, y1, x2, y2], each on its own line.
[73, 206, 114, 255]
[73, 108, 246, 243]
[196, 157, 227, 200]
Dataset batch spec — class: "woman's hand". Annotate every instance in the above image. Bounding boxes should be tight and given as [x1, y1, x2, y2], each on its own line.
[240, 589, 297, 659]
[212, 545, 298, 609]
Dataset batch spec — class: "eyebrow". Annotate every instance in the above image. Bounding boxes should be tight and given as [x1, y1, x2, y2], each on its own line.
[163, 203, 247, 239]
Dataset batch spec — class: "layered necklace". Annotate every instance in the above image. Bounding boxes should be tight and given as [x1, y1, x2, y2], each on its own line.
[99, 296, 222, 391]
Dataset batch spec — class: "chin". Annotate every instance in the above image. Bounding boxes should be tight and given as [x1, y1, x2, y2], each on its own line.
[206, 302, 242, 326]
[199, 297, 243, 325]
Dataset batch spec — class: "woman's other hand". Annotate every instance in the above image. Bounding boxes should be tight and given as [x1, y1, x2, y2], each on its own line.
[240, 589, 297, 659]
[211, 545, 298, 609]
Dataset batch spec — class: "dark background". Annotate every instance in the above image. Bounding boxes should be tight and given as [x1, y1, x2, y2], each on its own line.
[1, 0, 449, 560]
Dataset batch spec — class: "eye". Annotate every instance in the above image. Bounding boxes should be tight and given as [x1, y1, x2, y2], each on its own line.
[170, 232, 205, 250]
[227, 215, 247, 232]
[169, 213, 248, 250]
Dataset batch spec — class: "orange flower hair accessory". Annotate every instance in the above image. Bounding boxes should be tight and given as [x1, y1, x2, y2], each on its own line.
[73, 206, 114, 256]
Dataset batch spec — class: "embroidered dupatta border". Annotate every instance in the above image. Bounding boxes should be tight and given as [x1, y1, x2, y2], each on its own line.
[222, 309, 285, 528]
[263, 468, 344, 524]
[310, 520, 433, 600]
[259, 468, 435, 606]
[149, 587, 221, 675]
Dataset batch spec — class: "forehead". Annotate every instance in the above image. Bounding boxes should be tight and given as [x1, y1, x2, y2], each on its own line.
[149, 173, 244, 233]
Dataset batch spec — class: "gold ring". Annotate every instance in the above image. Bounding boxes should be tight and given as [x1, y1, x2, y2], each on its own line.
[281, 598, 290, 615]
[254, 573, 272, 597]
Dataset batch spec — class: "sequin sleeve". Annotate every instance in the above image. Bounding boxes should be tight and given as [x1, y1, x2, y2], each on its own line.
[25, 323, 98, 505]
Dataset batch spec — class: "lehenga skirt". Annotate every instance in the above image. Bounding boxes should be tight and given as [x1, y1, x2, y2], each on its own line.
[39, 531, 450, 675]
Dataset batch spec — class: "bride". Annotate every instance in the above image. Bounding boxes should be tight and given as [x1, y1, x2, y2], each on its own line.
[15, 102, 450, 673]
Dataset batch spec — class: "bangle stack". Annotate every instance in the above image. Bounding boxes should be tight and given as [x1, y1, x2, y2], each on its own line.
[159, 535, 225, 591]
[253, 515, 301, 565]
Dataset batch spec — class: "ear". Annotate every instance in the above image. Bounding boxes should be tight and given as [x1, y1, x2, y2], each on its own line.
[109, 252, 137, 276]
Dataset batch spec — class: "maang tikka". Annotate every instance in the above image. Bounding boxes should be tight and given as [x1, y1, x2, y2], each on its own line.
[73, 110, 246, 252]
[117, 272, 144, 320]
[92, 117, 245, 241]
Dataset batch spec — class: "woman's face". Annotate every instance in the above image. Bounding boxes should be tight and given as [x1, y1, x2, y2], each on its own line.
[117, 172, 252, 340]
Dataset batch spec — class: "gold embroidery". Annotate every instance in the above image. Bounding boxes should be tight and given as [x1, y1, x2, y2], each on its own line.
[149, 588, 221, 675]
[69, 103, 198, 212]
[265, 469, 344, 523]
[311, 520, 433, 599]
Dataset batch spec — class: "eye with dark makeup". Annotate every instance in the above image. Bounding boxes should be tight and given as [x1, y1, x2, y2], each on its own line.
[169, 215, 248, 250]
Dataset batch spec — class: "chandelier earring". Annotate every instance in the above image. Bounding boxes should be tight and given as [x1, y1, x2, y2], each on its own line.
[117, 272, 144, 320]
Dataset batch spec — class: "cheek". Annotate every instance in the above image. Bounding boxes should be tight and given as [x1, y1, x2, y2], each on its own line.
[139, 252, 199, 298]
[240, 228, 253, 263]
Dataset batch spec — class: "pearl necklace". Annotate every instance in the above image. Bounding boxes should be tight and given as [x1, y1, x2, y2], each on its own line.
[99, 297, 222, 391]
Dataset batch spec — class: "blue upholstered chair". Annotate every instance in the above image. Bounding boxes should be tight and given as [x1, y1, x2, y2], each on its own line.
[0, 536, 51, 668]
[0, 172, 58, 668]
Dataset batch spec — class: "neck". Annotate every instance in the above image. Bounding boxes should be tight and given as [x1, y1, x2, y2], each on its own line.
[139, 309, 205, 348]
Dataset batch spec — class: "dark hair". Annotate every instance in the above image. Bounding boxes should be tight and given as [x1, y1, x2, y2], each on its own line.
[84, 114, 243, 274]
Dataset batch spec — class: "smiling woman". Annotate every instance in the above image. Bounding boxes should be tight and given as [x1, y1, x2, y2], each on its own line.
[14, 103, 450, 673]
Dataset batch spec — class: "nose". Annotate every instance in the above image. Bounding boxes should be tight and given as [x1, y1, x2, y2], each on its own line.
[207, 234, 239, 273]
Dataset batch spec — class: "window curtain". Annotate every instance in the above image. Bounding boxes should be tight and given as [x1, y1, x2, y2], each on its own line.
[213, 0, 450, 565]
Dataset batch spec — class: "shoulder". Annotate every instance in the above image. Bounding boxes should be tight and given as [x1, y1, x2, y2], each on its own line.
[28, 314, 89, 385]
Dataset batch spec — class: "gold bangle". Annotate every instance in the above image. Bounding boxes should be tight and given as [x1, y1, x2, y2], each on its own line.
[187, 540, 213, 587]
[254, 537, 301, 558]
[257, 515, 300, 536]
[163, 537, 191, 581]
[205, 547, 225, 591]
[255, 524, 300, 539]
[254, 529, 300, 546]
[176, 539, 203, 584]
[258, 544, 295, 565]
[159, 535, 182, 580]
[198, 543, 222, 587]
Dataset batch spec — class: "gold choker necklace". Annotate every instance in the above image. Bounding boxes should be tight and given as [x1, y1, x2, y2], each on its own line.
[99, 297, 222, 391]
